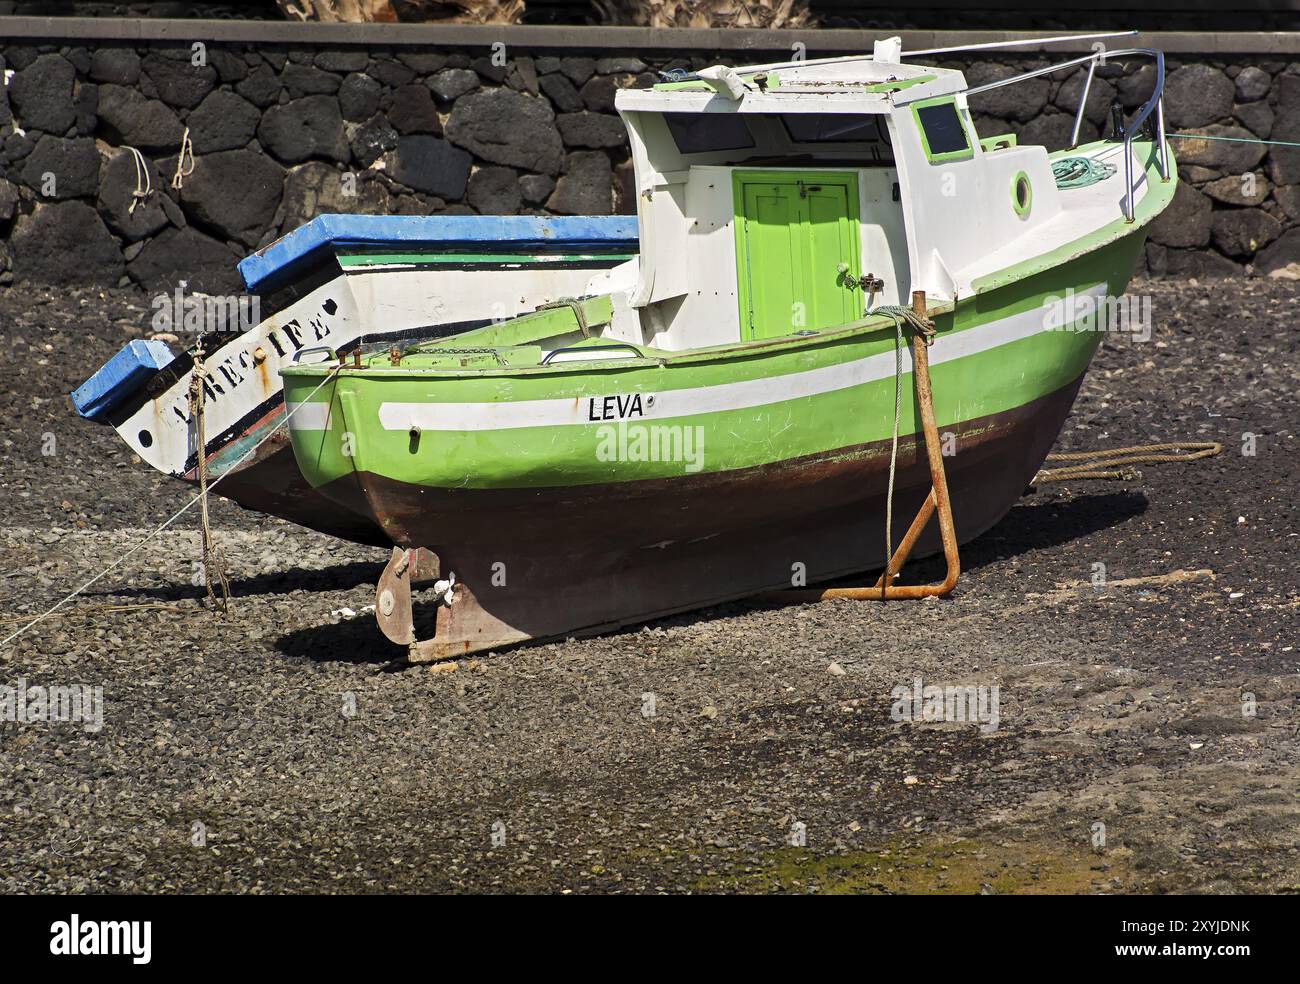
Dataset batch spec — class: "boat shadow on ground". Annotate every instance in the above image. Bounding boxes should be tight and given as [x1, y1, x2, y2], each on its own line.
[732, 487, 1148, 610]
[897, 487, 1149, 580]
[272, 489, 1148, 667]
[86, 560, 384, 603]
[276, 609, 408, 667]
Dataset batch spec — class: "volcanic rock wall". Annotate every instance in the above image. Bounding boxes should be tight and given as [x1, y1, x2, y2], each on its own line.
[963, 59, 1300, 280]
[0, 31, 1297, 289]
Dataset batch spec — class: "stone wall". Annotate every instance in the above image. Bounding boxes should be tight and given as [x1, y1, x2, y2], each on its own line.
[0, 40, 659, 292]
[1, 26, 1298, 289]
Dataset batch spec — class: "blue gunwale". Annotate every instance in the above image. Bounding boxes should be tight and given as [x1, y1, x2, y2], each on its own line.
[238, 214, 640, 292]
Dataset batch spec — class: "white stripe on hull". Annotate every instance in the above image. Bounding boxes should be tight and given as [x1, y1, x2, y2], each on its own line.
[308, 283, 1106, 435]
[285, 402, 333, 430]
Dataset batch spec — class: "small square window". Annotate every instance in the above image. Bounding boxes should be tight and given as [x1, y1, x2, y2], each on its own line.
[915, 102, 970, 158]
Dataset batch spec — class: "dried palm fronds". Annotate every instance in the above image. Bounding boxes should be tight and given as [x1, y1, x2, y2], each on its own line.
[276, 0, 526, 23]
[592, 0, 813, 30]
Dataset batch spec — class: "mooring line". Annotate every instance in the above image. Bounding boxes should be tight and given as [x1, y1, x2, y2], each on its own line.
[0, 366, 342, 649]
[872, 304, 936, 596]
[1034, 441, 1222, 483]
[1167, 132, 1300, 149]
[0, 603, 189, 626]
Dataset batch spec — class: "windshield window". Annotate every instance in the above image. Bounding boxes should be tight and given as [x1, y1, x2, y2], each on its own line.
[663, 112, 755, 153]
[661, 110, 894, 163]
[780, 113, 884, 144]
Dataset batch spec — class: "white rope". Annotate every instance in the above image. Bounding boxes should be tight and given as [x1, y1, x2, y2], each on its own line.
[883, 313, 903, 594]
[1, 366, 342, 649]
[126, 146, 151, 215]
[171, 127, 194, 191]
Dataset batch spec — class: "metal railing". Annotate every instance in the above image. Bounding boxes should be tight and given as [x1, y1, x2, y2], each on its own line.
[959, 46, 1170, 222]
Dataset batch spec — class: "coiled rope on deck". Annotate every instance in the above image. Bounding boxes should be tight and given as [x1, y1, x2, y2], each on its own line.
[1052, 156, 1117, 189]
[1035, 441, 1222, 483]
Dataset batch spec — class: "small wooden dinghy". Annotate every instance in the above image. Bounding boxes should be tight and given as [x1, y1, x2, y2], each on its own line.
[72, 215, 637, 544]
[282, 39, 1177, 657]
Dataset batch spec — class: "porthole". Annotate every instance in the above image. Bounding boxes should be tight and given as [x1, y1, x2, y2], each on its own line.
[138, 429, 153, 448]
[1012, 171, 1033, 218]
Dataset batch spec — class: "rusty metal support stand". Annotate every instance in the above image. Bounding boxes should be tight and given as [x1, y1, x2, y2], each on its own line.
[787, 290, 960, 602]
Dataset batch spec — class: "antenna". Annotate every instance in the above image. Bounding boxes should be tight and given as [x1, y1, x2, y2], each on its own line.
[902, 30, 1138, 58]
[664, 30, 1139, 85]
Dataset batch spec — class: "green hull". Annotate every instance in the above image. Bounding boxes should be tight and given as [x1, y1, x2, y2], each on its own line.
[284, 237, 1139, 502]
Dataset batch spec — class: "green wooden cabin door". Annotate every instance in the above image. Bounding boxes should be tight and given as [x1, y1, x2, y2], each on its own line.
[734, 171, 862, 341]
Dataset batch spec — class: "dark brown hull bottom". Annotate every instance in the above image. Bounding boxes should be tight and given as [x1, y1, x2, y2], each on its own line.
[194, 441, 394, 547]
[316, 374, 1088, 659]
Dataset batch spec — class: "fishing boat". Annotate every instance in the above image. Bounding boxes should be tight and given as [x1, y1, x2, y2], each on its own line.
[72, 214, 638, 544]
[282, 36, 1177, 657]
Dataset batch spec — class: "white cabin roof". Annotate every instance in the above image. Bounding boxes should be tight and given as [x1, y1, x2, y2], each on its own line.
[616, 56, 966, 116]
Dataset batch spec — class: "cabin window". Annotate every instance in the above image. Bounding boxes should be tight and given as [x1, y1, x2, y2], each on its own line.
[780, 113, 883, 144]
[664, 112, 755, 154]
[779, 112, 893, 162]
[910, 97, 974, 163]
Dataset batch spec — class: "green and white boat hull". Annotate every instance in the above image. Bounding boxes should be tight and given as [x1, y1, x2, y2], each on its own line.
[282, 138, 1171, 655]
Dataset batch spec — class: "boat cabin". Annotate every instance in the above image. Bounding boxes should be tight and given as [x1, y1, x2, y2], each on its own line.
[594, 38, 1078, 351]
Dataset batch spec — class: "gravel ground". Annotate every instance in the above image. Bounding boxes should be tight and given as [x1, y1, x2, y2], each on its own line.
[0, 277, 1296, 894]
